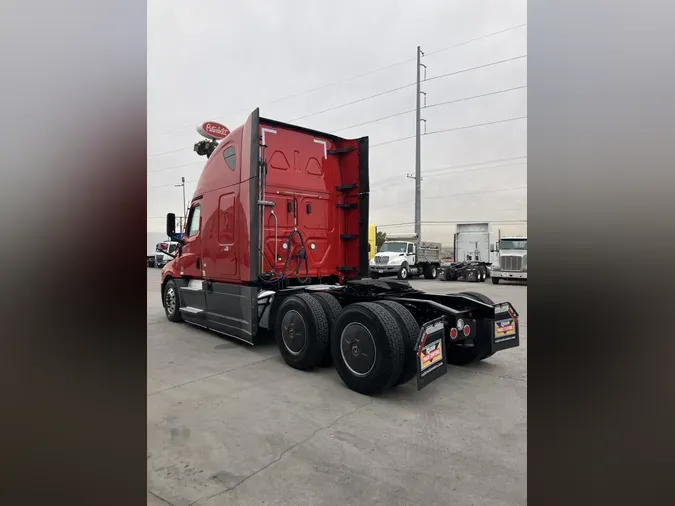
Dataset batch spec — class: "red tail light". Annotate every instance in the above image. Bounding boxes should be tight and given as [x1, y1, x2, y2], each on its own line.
[463, 325, 471, 336]
[449, 327, 458, 339]
[158, 243, 168, 251]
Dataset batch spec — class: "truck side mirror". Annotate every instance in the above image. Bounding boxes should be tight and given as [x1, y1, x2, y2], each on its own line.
[166, 213, 176, 237]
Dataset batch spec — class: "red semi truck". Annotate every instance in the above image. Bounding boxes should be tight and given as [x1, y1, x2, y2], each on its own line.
[160, 109, 520, 395]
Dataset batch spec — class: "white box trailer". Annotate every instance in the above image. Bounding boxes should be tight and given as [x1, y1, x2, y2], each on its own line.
[454, 222, 494, 264]
[440, 223, 497, 283]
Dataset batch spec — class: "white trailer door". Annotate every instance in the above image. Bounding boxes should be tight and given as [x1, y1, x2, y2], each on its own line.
[456, 223, 490, 262]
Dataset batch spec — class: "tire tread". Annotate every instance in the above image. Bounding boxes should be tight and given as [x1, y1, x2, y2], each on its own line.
[311, 292, 343, 367]
[276, 293, 330, 370]
[375, 300, 420, 386]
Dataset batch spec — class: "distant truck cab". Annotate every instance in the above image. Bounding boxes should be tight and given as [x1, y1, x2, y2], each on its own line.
[490, 236, 527, 284]
[159, 109, 520, 395]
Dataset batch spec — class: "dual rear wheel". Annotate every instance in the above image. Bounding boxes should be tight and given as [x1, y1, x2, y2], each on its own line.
[274, 293, 421, 395]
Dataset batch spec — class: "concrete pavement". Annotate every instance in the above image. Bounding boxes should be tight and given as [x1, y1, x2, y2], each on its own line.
[147, 270, 527, 505]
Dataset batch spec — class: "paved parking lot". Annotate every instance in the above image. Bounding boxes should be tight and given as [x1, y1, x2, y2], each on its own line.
[147, 270, 527, 506]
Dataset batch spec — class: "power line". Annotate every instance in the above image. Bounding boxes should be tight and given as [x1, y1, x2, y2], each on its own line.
[150, 23, 526, 141]
[148, 160, 203, 175]
[154, 63, 418, 141]
[332, 85, 526, 133]
[288, 82, 416, 123]
[424, 55, 526, 84]
[377, 219, 527, 228]
[147, 114, 527, 174]
[371, 162, 527, 192]
[424, 161, 526, 179]
[424, 23, 527, 58]
[148, 50, 526, 162]
[424, 155, 527, 177]
[373, 185, 527, 209]
[148, 56, 526, 172]
[370, 155, 527, 186]
[371, 116, 527, 148]
[288, 55, 526, 124]
[149, 147, 192, 159]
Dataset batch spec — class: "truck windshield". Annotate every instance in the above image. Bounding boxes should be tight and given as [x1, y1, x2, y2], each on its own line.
[379, 242, 407, 253]
[500, 239, 527, 250]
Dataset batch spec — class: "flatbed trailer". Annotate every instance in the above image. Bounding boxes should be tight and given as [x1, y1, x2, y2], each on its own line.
[159, 109, 520, 395]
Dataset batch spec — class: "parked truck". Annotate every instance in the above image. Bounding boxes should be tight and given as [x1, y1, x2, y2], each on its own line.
[490, 236, 527, 284]
[440, 222, 493, 283]
[369, 233, 442, 280]
[147, 233, 180, 268]
[159, 109, 520, 395]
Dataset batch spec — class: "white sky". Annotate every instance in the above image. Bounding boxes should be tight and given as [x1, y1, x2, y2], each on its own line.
[148, 0, 527, 243]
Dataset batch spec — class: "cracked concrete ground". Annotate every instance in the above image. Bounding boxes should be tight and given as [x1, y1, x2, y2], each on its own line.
[147, 270, 527, 505]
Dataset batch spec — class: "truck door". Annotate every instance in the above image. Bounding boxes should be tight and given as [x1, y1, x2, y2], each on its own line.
[176, 201, 207, 324]
[406, 242, 416, 265]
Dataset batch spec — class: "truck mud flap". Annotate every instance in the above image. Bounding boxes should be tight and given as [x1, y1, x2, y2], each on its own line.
[415, 317, 448, 391]
[490, 302, 520, 353]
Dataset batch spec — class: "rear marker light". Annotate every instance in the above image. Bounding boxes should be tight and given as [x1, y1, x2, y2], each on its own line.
[463, 325, 471, 336]
[449, 328, 458, 339]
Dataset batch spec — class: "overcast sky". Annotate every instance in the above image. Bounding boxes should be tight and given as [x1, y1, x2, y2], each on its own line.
[148, 0, 527, 243]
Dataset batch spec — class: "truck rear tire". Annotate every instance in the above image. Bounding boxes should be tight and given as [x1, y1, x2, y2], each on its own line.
[331, 302, 405, 395]
[458, 291, 494, 305]
[492, 277, 500, 284]
[446, 291, 495, 364]
[375, 300, 420, 386]
[275, 293, 330, 371]
[163, 279, 183, 322]
[311, 292, 343, 367]
[397, 263, 409, 280]
[423, 265, 438, 280]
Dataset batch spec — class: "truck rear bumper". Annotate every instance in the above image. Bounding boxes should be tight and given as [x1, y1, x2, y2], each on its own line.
[492, 271, 527, 280]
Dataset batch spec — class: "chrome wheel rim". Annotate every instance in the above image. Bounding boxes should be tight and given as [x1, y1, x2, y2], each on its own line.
[165, 286, 176, 315]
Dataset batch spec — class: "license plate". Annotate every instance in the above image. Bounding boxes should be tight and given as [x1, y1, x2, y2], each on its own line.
[494, 318, 516, 343]
[378, 270, 384, 273]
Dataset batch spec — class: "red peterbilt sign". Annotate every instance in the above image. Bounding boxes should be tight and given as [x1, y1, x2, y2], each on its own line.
[197, 121, 230, 140]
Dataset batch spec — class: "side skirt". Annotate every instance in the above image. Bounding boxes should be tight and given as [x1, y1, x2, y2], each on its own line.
[204, 281, 258, 345]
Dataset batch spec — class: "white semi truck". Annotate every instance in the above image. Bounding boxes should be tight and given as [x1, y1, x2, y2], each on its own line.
[369, 233, 442, 280]
[490, 236, 527, 283]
